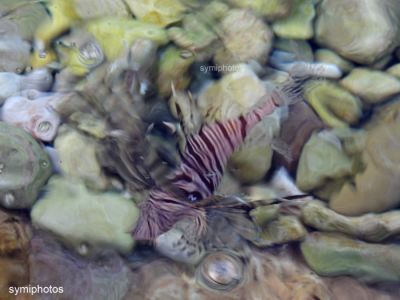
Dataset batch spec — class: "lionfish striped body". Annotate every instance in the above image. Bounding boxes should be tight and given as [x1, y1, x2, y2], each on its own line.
[133, 92, 281, 241]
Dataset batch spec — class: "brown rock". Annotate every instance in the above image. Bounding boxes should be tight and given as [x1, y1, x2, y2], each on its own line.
[274, 101, 325, 174]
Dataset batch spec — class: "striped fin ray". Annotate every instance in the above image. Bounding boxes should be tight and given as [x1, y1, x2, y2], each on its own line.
[133, 188, 206, 241]
[167, 94, 278, 201]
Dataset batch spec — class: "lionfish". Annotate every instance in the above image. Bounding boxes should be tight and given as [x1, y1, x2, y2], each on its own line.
[132, 85, 298, 241]
[120, 54, 337, 242]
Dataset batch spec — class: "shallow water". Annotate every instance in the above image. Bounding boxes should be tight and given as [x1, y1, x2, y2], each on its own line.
[1, 0, 400, 299]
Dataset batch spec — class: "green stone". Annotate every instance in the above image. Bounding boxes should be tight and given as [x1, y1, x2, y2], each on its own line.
[301, 232, 400, 283]
[296, 131, 353, 191]
[304, 80, 362, 127]
[340, 68, 400, 104]
[31, 176, 139, 255]
[225, 0, 292, 20]
[0, 122, 52, 209]
[272, 0, 316, 39]
[315, 0, 400, 64]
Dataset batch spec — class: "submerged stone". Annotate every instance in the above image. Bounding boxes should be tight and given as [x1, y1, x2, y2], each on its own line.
[0, 122, 52, 209]
[86, 17, 169, 60]
[272, 0, 316, 39]
[225, 0, 293, 20]
[296, 131, 353, 191]
[31, 176, 139, 255]
[125, 0, 186, 27]
[315, 0, 400, 64]
[254, 215, 307, 247]
[304, 80, 362, 128]
[330, 121, 400, 215]
[302, 201, 400, 242]
[301, 232, 400, 283]
[340, 68, 400, 104]
[387, 63, 400, 79]
[54, 126, 109, 190]
[157, 46, 194, 97]
[214, 9, 273, 66]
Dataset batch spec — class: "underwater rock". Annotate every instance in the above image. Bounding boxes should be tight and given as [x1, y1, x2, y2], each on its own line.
[55, 29, 105, 76]
[369, 96, 400, 126]
[0, 122, 52, 209]
[296, 130, 354, 191]
[0, 34, 30, 73]
[0, 257, 30, 300]
[34, 0, 80, 53]
[31, 176, 139, 256]
[228, 144, 274, 184]
[0, 0, 50, 41]
[304, 80, 362, 128]
[127, 38, 158, 74]
[369, 54, 392, 70]
[273, 38, 314, 63]
[315, 0, 400, 64]
[68, 111, 108, 139]
[0, 209, 31, 256]
[250, 204, 281, 227]
[315, 49, 354, 74]
[74, 0, 130, 19]
[274, 101, 325, 173]
[387, 63, 400, 79]
[85, 17, 169, 60]
[1, 91, 62, 142]
[272, 0, 316, 39]
[302, 201, 400, 243]
[168, 3, 225, 61]
[0, 209, 31, 299]
[301, 232, 400, 283]
[155, 218, 206, 265]
[325, 277, 400, 300]
[30, 231, 132, 300]
[198, 65, 267, 121]
[253, 215, 307, 247]
[125, 0, 185, 27]
[0, 69, 52, 103]
[157, 46, 194, 97]
[340, 68, 400, 104]
[330, 121, 400, 215]
[225, 0, 292, 20]
[30, 48, 58, 69]
[228, 108, 281, 184]
[54, 126, 109, 190]
[214, 9, 273, 66]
